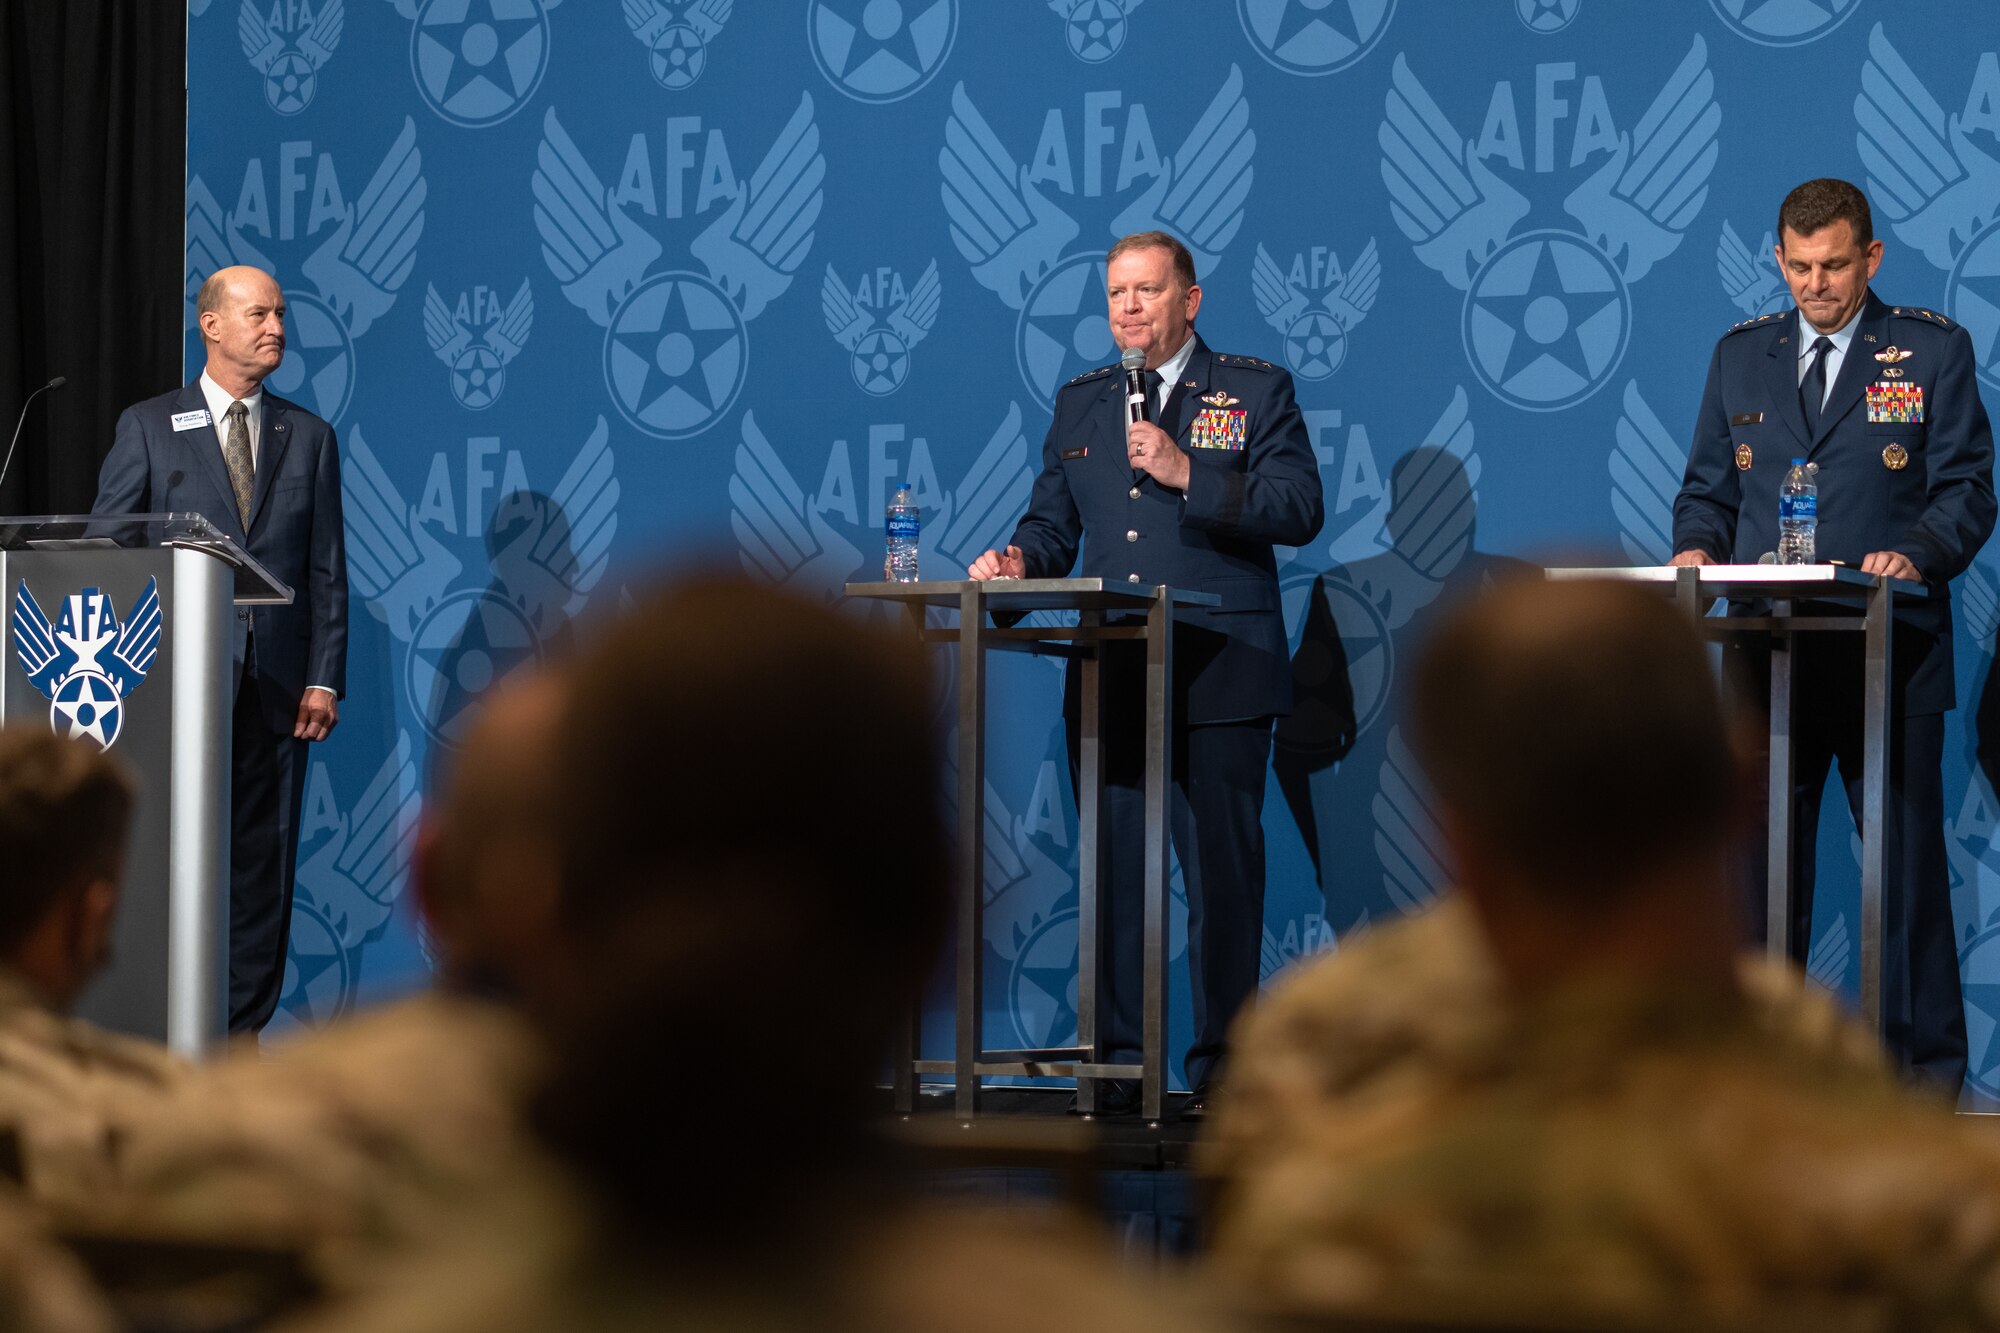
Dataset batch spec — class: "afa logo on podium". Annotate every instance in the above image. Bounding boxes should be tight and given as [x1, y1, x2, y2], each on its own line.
[1379, 38, 1718, 412]
[532, 98, 824, 440]
[11, 583, 161, 753]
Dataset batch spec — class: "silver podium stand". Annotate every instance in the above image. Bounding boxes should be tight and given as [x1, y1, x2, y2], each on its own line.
[0, 514, 292, 1055]
[1546, 564, 1927, 1033]
[847, 578, 1217, 1123]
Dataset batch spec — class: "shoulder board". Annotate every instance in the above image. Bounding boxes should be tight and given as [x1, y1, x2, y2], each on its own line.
[1065, 364, 1119, 386]
[1213, 353, 1279, 372]
[1889, 306, 1954, 328]
[1724, 311, 1786, 336]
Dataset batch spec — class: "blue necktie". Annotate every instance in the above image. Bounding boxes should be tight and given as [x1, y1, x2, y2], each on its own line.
[1801, 335, 1834, 436]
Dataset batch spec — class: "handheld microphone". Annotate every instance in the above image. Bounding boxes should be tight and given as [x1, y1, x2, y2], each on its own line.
[0, 376, 65, 498]
[1121, 346, 1151, 426]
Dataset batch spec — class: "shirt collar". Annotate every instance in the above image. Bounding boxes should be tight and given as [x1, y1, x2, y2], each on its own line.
[198, 369, 263, 422]
[1796, 300, 1865, 361]
[1153, 332, 1197, 389]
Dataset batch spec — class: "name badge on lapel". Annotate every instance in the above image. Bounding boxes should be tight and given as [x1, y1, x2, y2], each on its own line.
[1189, 408, 1247, 451]
[1061, 447, 1087, 460]
[170, 409, 213, 432]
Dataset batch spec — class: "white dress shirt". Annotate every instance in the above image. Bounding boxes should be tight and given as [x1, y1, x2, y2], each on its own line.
[198, 369, 263, 468]
[1795, 301, 1865, 408]
[1149, 333, 1197, 418]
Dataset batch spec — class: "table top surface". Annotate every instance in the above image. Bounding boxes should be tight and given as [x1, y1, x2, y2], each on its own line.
[845, 577, 1223, 611]
[1544, 563, 1928, 600]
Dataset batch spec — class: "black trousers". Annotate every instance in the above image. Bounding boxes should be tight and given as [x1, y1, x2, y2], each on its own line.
[228, 636, 309, 1034]
[1745, 643, 1965, 1093]
[1067, 669, 1272, 1091]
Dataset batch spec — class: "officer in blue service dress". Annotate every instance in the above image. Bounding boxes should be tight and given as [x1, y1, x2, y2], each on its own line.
[969, 231, 1324, 1114]
[1671, 179, 1996, 1094]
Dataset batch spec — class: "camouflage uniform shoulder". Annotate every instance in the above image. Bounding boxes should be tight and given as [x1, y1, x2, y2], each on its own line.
[1722, 311, 1787, 338]
[1212, 353, 1282, 373]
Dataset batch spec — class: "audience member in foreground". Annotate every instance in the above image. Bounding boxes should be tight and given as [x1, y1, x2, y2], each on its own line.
[0, 726, 183, 1209]
[282, 574, 1214, 1333]
[110, 669, 567, 1285]
[1206, 577, 2000, 1330]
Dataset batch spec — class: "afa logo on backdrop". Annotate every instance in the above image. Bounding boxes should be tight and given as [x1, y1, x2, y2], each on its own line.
[623, 0, 733, 90]
[1514, 0, 1580, 35]
[940, 69, 1255, 408]
[1238, 0, 1395, 77]
[11, 582, 161, 752]
[1853, 24, 2000, 394]
[822, 262, 941, 397]
[1250, 240, 1380, 380]
[729, 404, 1032, 600]
[279, 732, 421, 1031]
[185, 118, 427, 428]
[377, 0, 563, 128]
[808, 0, 955, 104]
[425, 279, 534, 410]
[1710, 0, 1858, 47]
[1051, 0, 1142, 65]
[1379, 38, 1719, 412]
[1715, 219, 1787, 318]
[239, 0, 343, 115]
[343, 420, 619, 749]
[532, 98, 823, 441]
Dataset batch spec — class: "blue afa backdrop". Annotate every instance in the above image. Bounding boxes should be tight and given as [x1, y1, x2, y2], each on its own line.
[185, 0, 2000, 1100]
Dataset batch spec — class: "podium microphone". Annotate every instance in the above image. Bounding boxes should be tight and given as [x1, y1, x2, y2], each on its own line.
[0, 376, 66, 497]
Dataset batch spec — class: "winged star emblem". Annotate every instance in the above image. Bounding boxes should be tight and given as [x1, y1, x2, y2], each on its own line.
[821, 261, 941, 395]
[300, 116, 426, 341]
[424, 279, 533, 410]
[624, 0, 731, 89]
[535, 96, 821, 326]
[240, 0, 343, 115]
[730, 402, 1030, 599]
[1854, 22, 2000, 274]
[1715, 219, 1787, 317]
[341, 423, 463, 641]
[1251, 239, 1380, 378]
[1609, 380, 1690, 566]
[296, 731, 421, 951]
[13, 580, 162, 751]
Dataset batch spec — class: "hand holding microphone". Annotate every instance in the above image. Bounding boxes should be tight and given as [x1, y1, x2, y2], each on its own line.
[1121, 347, 1188, 492]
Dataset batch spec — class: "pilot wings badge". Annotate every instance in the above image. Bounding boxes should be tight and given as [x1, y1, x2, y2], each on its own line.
[12, 580, 161, 751]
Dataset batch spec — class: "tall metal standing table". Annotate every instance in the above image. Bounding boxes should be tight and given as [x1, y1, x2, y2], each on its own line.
[846, 578, 1217, 1122]
[1546, 564, 1928, 1032]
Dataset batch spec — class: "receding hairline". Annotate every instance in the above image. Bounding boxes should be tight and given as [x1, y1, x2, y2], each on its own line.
[195, 267, 282, 319]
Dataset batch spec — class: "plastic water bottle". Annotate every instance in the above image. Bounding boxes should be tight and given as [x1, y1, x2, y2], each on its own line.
[885, 483, 921, 582]
[1779, 458, 1818, 565]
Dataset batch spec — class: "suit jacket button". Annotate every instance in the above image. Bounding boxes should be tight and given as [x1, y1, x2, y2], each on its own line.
[1127, 573, 1140, 583]
[1128, 486, 1141, 499]
[1126, 529, 1138, 542]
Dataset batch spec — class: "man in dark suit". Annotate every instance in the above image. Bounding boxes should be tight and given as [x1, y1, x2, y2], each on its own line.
[970, 231, 1323, 1112]
[93, 265, 348, 1035]
[1672, 179, 1996, 1093]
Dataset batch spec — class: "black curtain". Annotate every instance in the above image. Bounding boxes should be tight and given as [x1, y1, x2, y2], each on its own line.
[1, 0, 185, 516]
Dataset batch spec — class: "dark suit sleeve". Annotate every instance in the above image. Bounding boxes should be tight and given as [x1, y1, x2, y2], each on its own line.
[306, 425, 348, 698]
[1009, 400, 1084, 580]
[1672, 340, 1739, 562]
[1895, 325, 1996, 584]
[1180, 368, 1323, 547]
[91, 407, 155, 516]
